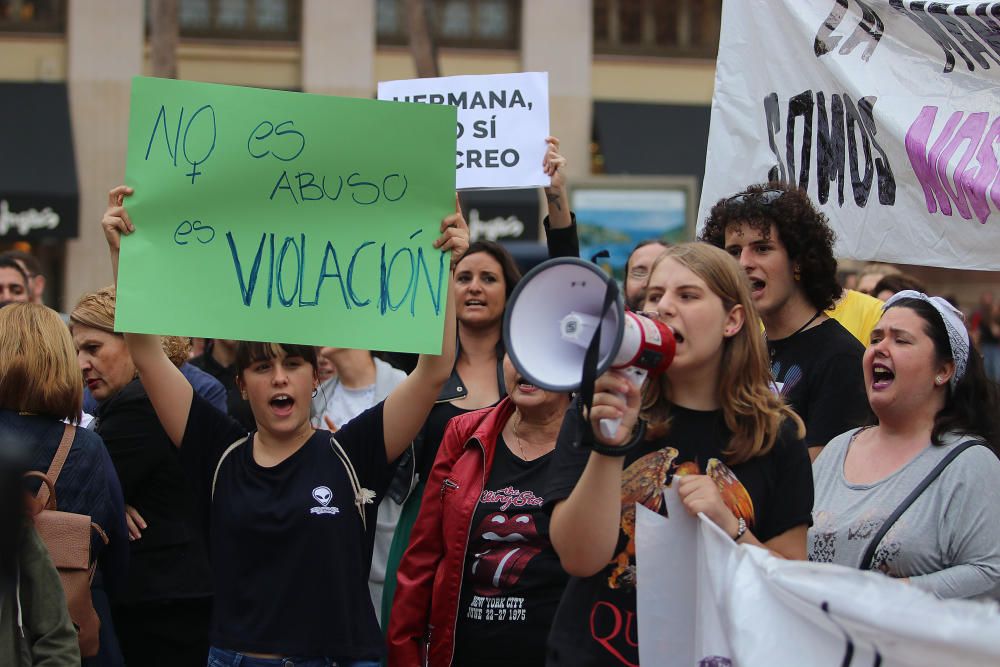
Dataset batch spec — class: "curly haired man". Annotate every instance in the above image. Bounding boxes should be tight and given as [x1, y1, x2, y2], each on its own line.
[701, 183, 870, 461]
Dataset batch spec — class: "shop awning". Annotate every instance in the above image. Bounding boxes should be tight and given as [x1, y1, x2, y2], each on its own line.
[0, 82, 79, 240]
[593, 101, 711, 181]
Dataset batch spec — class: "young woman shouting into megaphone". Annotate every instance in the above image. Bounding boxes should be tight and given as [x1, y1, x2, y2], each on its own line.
[545, 243, 814, 666]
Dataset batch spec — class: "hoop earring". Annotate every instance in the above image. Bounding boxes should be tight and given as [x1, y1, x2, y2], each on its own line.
[312, 387, 319, 398]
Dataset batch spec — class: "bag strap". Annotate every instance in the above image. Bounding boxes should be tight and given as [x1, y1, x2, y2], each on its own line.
[25, 471, 57, 513]
[211, 436, 249, 501]
[329, 435, 376, 532]
[860, 440, 983, 570]
[35, 424, 76, 507]
[574, 271, 619, 451]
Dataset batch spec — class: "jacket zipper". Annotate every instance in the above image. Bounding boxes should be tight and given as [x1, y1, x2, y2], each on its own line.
[441, 478, 460, 497]
[448, 436, 486, 666]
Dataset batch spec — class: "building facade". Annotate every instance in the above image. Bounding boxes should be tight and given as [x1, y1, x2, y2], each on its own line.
[2, 0, 994, 311]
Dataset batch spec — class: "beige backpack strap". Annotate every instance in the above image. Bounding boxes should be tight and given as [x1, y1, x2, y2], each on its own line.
[87, 522, 110, 583]
[36, 424, 76, 507]
[328, 435, 376, 531]
[212, 436, 249, 501]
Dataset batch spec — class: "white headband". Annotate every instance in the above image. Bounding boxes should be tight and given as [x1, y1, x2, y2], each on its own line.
[883, 290, 969, 388]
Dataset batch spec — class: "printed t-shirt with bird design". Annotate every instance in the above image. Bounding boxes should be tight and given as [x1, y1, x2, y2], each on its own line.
[543, 404, 813, 667]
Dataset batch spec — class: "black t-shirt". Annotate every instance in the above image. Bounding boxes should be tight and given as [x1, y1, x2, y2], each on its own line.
[93, 378, 213, 604]
[180, 394, 392, 660]
[768, 318, 870, 448]
[543, 405, 813, 667]
[452, 437, 568, 667]
[417, 401, 476, 483]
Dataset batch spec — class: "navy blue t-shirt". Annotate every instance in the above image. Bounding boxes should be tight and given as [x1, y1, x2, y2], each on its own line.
[180, 394, 392, 660]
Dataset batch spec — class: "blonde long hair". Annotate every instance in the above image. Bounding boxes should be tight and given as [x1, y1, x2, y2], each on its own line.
[0, 303, 84, 422]
[641, 243, 804, 464]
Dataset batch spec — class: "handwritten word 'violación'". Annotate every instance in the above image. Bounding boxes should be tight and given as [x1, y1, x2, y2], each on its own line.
[225, 229, 447, 316]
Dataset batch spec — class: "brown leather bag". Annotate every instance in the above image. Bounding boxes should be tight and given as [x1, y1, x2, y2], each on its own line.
[26, 424, 109, 658]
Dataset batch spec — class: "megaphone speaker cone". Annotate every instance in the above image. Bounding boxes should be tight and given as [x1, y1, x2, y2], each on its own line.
[503, 258, 624, 392]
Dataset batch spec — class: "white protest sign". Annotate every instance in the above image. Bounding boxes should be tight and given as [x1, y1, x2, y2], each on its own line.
[636, 512, 1000, 667]
[699, 1, 1000, 270]
[378, 72, 550, 191]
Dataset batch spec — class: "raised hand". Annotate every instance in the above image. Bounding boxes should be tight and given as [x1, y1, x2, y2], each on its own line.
[543, 136, 567, 195]
[102, 185, 134, 283]
[102, 185, 135, 252]
[435, 196, 471, 268]
[542, 137, 571, 228]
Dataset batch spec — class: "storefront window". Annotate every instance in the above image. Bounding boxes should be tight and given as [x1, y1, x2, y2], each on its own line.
[153, 0, 299, 41]
[376, 0, 400, 35]
[594, 0, 721, 58]
[476, 0, 508, 39]
[377, 0, 518, 49]
[0, 0, 65, 33]
[216, 0, 250, 30]
[440, 0, 471, 38]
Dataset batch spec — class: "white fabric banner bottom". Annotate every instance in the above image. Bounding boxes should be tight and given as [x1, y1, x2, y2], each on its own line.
[636, 500, 1000, 667]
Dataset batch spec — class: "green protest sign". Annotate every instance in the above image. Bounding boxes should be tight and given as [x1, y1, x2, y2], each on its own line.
[116, 76, 457, 353]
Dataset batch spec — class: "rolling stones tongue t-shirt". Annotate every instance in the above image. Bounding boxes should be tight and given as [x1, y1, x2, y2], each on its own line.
[451, 437, 568, 667]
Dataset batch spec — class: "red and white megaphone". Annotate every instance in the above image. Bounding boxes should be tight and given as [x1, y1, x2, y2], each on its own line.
[503, 257, 675, 439]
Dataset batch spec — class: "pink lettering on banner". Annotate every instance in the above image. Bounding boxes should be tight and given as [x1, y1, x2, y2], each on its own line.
[479, 486, 544, 511]
[905, 105, 1000, 224]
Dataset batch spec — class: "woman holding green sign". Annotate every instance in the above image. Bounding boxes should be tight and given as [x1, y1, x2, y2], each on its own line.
[100, 185, 468, 667]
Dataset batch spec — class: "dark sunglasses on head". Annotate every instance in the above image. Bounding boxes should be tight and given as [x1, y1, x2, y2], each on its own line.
[724, 188, 785, 207]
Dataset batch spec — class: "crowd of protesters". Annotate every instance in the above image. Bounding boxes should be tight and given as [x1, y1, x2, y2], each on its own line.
[1, 137, 999, 667]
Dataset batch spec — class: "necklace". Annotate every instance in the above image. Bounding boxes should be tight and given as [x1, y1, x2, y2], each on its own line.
[513, 413, 550, 461]
[510, 412, 560, 461]
[768, 309, 823, 358]
[512, 413, 530, 460]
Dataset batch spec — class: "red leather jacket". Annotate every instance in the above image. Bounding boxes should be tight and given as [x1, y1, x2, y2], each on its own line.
[387, 398, 515, 667]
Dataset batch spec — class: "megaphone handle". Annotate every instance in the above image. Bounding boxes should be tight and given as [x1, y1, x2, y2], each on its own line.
[598, 366, 649, 441]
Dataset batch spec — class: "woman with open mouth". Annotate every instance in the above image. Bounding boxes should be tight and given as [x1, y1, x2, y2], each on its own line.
[809, 291, 1000, 598]
[388, 356, 571, 667]
[545, 243, 814, 666]
[99, 185, 468, 667]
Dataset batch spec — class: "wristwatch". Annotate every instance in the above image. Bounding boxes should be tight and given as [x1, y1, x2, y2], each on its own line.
[732, 517, 747, 542]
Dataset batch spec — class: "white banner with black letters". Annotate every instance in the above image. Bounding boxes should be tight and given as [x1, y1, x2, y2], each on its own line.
[698, 1, 1000, 270]
[636, 507, 1000, 667]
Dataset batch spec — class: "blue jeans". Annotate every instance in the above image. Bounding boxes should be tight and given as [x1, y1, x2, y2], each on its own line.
[207, 646, 380, 667]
